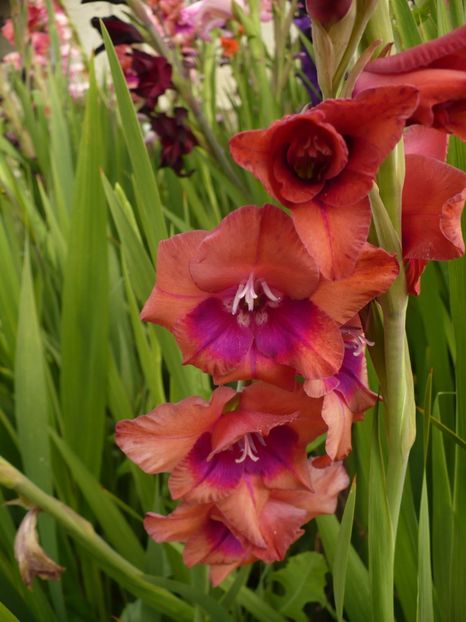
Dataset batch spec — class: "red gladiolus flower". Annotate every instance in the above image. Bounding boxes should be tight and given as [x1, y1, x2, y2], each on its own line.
[141, 205, 398, 385]
[115, 384, 327, 507]
[229, 87, 419, 278]
[354, 25, 466, 139]
[305, 0, 352, 26]
[402, 125, 466, 294]
[143, 459, 349, 585]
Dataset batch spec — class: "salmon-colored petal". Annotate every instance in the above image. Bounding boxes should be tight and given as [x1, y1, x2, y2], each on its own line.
[210, 409, 300, 456]
[190, 205, 319, 298]
[403, 153, 466, 260]
[311, 243, 399, 324]
[239, 382, 326, 444]
[210, 563, 244, 587]
[292, 197, 371, 280]
[253, 495, 307, 562]
[229, 126, 275, 197]
[317, 86, 420, 207]
[404, 125, 448, 160]
[141, 230, 208, 329]
[144, 504, 212, 543]
[274, 459, 349, 519]
[321, 392, 354, 460]
[183, 516, 250, 566]
[255, 299, 344, 381]
[212, 351, 296, 387]
[115, 387, 234, 473]
[364, 25, 466, 74]
[216, 478, 269, 548]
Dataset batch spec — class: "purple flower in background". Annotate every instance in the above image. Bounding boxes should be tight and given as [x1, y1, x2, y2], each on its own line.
[294, 1, 321, 106]
[150, 107, 198, 176]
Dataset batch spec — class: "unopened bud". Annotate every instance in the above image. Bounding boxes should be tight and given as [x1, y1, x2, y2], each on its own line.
[305, 0, 352, 27]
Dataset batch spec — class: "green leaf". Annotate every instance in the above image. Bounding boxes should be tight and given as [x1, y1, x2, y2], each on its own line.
[416, 476, 434, 622]
[333, 478, 356, 622]
[0, 600, 20, 622]
[101, 23, 167, 258]
[268, 552, 328, 621]
[60, 67, 108, 476]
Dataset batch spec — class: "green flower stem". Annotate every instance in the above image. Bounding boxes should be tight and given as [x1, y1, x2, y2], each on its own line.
[0, 456, 193, 621]
[127, 0, 245, 192]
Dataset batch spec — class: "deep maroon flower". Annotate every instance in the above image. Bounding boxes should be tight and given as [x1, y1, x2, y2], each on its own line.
[130, 49, 172, 110]
[91, 15, 143, 54]
[151, 107, 198, 175]
[305, 0, 352, 27]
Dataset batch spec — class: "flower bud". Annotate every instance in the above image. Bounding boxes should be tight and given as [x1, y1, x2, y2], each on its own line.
[305, 0, 352, 27]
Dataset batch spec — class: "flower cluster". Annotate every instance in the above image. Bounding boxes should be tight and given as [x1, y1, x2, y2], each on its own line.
[1, 0, 87, 98]
[116, 22, 466, 583]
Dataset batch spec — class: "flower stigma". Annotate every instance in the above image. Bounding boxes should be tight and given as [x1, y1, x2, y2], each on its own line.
[235, 433, 267, 464]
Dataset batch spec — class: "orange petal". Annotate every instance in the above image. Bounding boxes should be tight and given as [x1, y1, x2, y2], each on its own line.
[311, 243, 399, 324]
[292, 197, 371, 280]
[404, 125, 448, 160]
[321, 392, 354, 460]
[403, 153, 466, 261]
[115, 387, 234, 473]
[190, 204, 319, 298]
[141, 230, 208, 329]
[144, 504, 212, 543]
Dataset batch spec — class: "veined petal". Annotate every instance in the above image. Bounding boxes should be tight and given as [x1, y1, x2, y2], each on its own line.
[141, 230, 208, 329]
[144, 504, 212, 543]
[291, 197, 371, 280]
[311, 243, 399, 324]
[404, 125, 448, 160]
[316, 86, 420, 207]
[216, 478, 270, 548]
[364, 25, 466, 74]
[183, 515, 250, 567]
[255, 298, 344, 380]
[209, 409, 300, 456]
[212, 349, 296, 387]
[239, 382, 326, 444]
[115, 387, 234, 473]
[403, 153, 466, 261]
[174, 297, 254, 379]
[321, 391, 354, 460]
[190, 204, 319, 298]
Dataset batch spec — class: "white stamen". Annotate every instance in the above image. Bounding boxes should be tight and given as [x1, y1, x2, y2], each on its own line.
[231, 273, 258, 314]
[343, 328, 374, 357]
[261, 280, 280, 303]
[235, 433, 260, 463]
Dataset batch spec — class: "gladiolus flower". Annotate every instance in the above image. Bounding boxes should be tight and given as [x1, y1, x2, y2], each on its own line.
[229, 87, 419, 278]
[402, 125, 466, 294]
[354, 25, 466, 139]
[150, 107, 198, 176]
[141, 205, 398, 385]
[143, 458, 349, 585]
[116, 384, 327, 507]
[130, 50, 173, 110]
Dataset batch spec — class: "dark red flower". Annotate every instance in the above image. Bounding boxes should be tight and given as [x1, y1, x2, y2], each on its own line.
[130, 49, 172, 110]
[229, 87, 419, 279]
[91, 15, 143, 54]
[151, 107, 198, 176]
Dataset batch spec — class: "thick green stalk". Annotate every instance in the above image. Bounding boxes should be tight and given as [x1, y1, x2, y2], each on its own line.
[0, 456, 193, 621]
[126, 0, 244, 192]
[365, 3, 416, 619]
